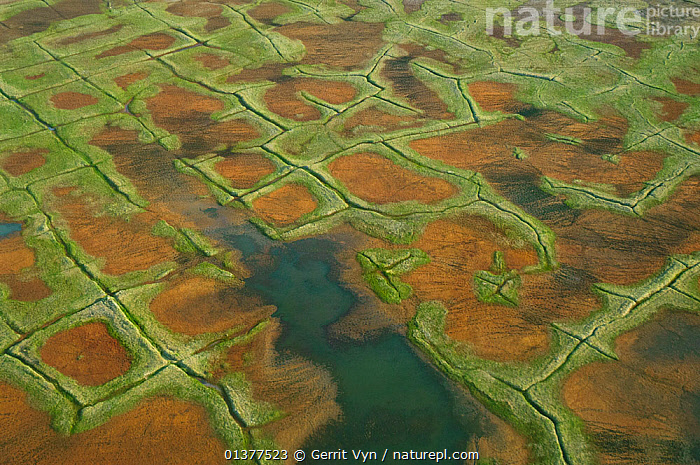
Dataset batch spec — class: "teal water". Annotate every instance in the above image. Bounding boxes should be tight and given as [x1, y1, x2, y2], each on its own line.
[0, 223, 21, 238]
[228, 233, 486, 462]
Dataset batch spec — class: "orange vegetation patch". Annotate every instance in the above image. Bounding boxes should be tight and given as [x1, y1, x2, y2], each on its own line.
[166, 1, 229, 32]
[687, 130, 700, 147]
[654, 97, 689, 122]
[297, 78, 356, 105]
[0, 384, 229, 464]
[215, 152, 276, 189]
[468, 81, 528, 113]
[52, 186, 180, 276]
[409, 111, 662, 197]
[672, 77, 700, 95]
[263, 78, 356, 120]
[40, 322, 131, 386]
[275, 21, 385, 69]
[50, 91, 98, 110]
[248, 2, 291, 24]
[114, 71, 148, 90]
[194, 53, 230, 70]
[146, 84, 259, 155]
[1, 148, 47, 176]
[149, 275, 274, 336]
[0, 234, 52, 302]
[328, 152, 457, 204]
[0, 234, 33, 274]
[563, 311, 700, 463]
[343, 106, 420, 135]
[551, 175, 700, 288]
[399, 217, 568, 362]
[252, 183, 317, 226]
[95, 33, 176, 59]
[264, 81, 321, 121]
[213, 321, 340, 451]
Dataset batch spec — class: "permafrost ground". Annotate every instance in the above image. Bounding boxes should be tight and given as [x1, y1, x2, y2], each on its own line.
[0, 0, 699, 463]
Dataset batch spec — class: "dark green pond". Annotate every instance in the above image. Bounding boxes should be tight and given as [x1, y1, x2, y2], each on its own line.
[0, 222, 21, 238]
[223, 230, 487, 462]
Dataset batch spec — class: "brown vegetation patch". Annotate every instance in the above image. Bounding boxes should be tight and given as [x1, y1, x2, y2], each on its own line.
[0, 384, 229, 464]
[146, 84, 259, 154]
[583, 28, 650, 59]
[672, 77, 700, 95]
[252, 183, 317, 226]
[399, 42, 452, 64]
[58, 24, 124, 46]
[95, 33, 176, 59]
[166, 1, 229, 32]
[490, 23, 521, 48]
[50, 91, 98, 110]
[563, 311, 700, 464]
[227, 62, 289, 83]
[546, 3, 650, 58]
[382, 56, 452, 119]
[654, 97, 689, 122]
[24, 73, 45, 80]
[409, 112, 661, 197]
[166, 1, 223, 18]
[0, 0, 101, 45]
[468, 81, 528, 113]
[215, 152, 276, 189]
[213, 321, 340, 451]
[440, 12, 462, 24]
[149, 275, 274, 336]
[400, 217, 558, 362]
[403, 0, 426, 13]
[52, 186, 180, 275]
[0, 234, 51, 302]
[410, 112, 698, 295]
[194, 53, 230, 70]
[339, 0, 364, 12]
[40, 322, 131, 386]
[248, 2, 291, 24]
[328, 152, 457, 204]
[114, 71, 148, 90]
[275, 21, 385, 69]
[89, 126, 227, 230]
[1, 276, 51, 302]
[1, 148, 47, 177]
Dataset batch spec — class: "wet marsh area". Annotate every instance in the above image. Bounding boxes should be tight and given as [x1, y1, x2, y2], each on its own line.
[0, 0, 698, 463]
